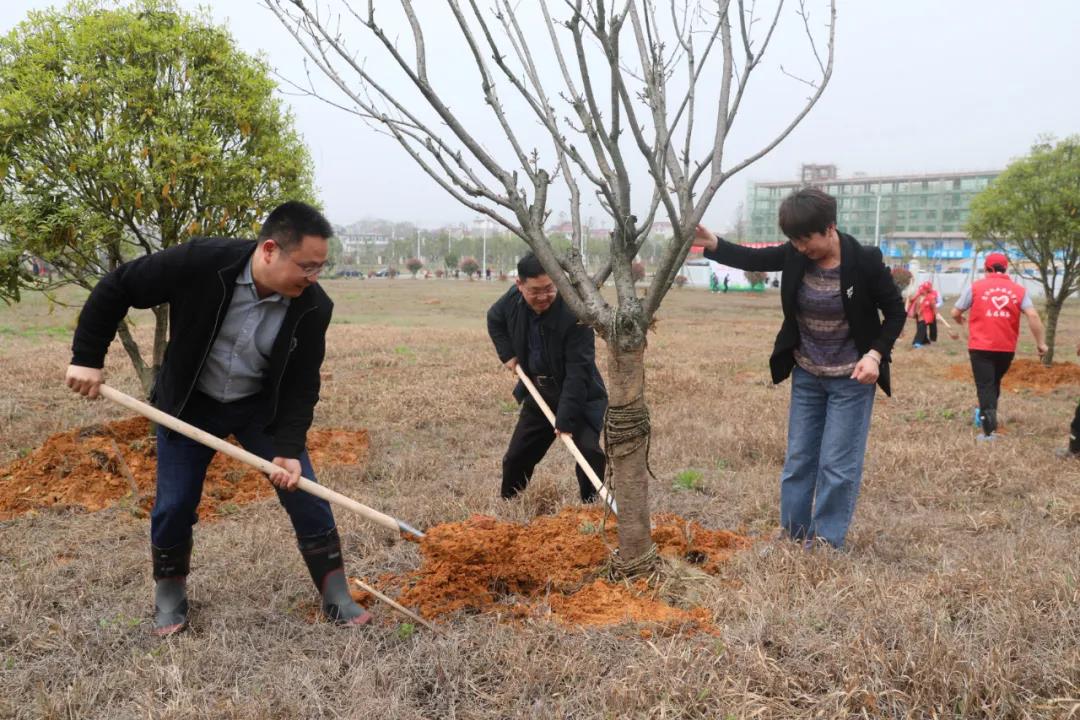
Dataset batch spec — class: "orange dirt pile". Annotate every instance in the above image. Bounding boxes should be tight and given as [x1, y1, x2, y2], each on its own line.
[946, 359, 1080, 393]
[548, 578, 714, 629]
[0, 417, 368, 520]
[392, 507, 752, 631]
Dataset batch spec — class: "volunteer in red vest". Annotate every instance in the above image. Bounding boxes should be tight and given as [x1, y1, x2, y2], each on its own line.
[908, 281, 940, 347]
[950, 252, 1047, 439]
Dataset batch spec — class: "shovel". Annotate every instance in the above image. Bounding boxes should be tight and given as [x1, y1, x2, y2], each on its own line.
[96, 384, 425, 539]
[513, 366, 617, 514]
[938, 313, 962, 340]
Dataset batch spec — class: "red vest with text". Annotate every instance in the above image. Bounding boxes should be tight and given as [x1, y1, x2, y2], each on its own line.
[968, 274, 1025, 352]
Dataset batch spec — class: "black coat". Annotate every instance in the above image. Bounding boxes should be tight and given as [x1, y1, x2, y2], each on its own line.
[705, 232, 906, 395]
[487, 287, 607, 433]
[71, 237, 333, 457]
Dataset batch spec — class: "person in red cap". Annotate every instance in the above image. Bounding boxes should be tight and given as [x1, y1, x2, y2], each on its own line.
[907, 281, 940, 347]
[950, 252, 1048, 439]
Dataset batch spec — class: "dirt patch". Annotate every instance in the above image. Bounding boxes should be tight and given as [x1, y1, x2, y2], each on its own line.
[388, 507, 751, 632]
[946, 359, 1080, 393]
[0, 417, 368, 520]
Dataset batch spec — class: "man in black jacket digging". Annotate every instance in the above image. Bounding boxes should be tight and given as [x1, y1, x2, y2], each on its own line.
[487, 253, 607, 501]
[65, 201, 371, 634]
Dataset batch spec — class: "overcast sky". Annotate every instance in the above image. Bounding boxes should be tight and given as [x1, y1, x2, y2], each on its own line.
[2, 0, 1077, 232]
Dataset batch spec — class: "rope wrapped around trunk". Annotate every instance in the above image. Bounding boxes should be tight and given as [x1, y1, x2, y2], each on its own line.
[603, 399, 655, 480]
[605, 542, 659, 580]
[597, 398, 659, 576]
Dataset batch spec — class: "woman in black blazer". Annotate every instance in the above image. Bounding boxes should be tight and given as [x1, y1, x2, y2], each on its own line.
[696, 188, 906, 549]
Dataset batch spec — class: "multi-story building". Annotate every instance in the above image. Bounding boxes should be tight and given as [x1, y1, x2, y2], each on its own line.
[746, 165, 1000, 270]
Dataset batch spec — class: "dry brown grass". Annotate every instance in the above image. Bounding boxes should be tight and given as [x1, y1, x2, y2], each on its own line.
[0, 279, 1077, 719]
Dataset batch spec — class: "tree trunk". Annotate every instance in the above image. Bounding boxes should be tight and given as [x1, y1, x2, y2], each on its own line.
[116, 322, 153, 397]
[1043, 299, 1062, 366]
[115, 303, 168, 398]
[604, 341, 654, 564]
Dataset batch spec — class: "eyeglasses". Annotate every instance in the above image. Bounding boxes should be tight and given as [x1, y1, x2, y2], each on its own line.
[280, 248, 327, 278]
[522, 284, 556, 298]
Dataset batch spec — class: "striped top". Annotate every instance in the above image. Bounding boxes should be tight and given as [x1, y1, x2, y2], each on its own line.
[793, 265, 859, 377]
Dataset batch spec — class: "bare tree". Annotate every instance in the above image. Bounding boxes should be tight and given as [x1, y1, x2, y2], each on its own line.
[268, 0, 836, 570]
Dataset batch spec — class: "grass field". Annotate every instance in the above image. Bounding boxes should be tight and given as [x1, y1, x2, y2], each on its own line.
[0, 278, 1077, 719]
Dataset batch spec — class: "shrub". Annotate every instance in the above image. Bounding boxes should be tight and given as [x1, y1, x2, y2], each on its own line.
[745, 270, 767, 287]
[891, 266, 913, 290]
[405, 257, 423, 276]
[459, 256, 480, 277]
[674, 274, 688, 288]
[631, 261, 646, 282]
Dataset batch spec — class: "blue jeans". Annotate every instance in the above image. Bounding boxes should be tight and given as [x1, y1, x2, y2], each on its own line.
[780, 366, 876, 548]
[151, 391, 335, 548]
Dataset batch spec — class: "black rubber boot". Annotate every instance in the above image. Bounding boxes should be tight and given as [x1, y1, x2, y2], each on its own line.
[151, 540, 191, 637]
[298, 529, 372, 626]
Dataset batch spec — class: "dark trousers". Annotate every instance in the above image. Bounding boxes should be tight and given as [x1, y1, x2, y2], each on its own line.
[1070, 402, 1080, 452]
[501, 384, 605, 502]
[151, 390, 335, 548]
[969, 349, 1014, 435]
[913, 320, 938, 345]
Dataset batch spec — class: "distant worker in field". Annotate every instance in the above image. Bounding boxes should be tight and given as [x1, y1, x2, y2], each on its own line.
[907, 281, 940, 347]
[487, 253, 607, 502]
[64, 201, 372, 635]
[950, 252, 1047, 440]
[695, 188, 906, 549]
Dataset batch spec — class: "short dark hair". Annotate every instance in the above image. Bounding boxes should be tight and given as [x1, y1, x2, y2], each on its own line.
[517, 252, 547, 280]
[258, 201, 333, 250]
[777, 187, 837, 240]
[990, 263, 1007, 273]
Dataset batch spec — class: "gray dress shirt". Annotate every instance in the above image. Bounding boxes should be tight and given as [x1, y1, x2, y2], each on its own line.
[196, 257, 290, 402]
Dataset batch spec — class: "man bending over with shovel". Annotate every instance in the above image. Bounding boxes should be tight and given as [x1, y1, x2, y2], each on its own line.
[65, 201, 371, 635]
[487, 253, 607, 502]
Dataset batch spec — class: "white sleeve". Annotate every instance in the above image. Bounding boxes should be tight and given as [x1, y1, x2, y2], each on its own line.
[954, 286, 973, 311]
[1020, 293, 1034, 310]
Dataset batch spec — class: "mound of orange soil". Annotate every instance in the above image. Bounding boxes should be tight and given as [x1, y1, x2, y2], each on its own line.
[946, 359, 1080, 392]
[390, 508, 751, 632]
[0, 417, 368, 520]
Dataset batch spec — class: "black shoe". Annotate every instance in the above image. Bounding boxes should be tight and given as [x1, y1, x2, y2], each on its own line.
[1054, 447, 1080, 460]
[151, 540, 191, 636]
[298, 529, 372, 626]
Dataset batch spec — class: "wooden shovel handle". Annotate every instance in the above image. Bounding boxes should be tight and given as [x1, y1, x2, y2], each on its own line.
[513, 366, 617, 514]
[96, 384, 423, 537]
